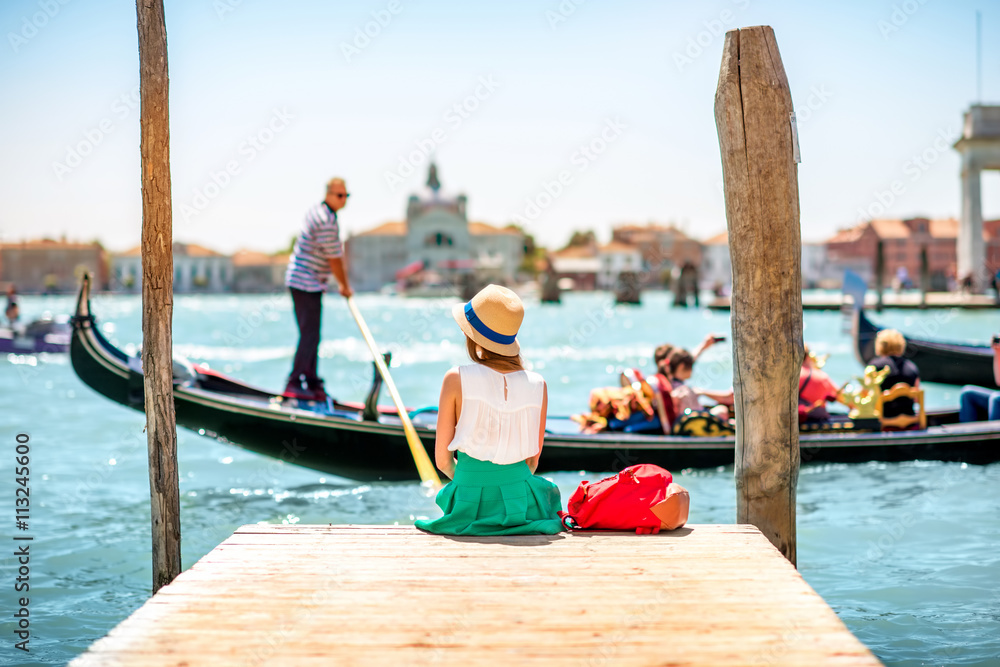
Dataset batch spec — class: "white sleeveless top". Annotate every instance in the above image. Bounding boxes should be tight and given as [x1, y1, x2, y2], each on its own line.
[448, 364, 546, 465]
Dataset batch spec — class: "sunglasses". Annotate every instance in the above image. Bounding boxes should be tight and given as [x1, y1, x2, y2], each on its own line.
[330, 193, 350, 199]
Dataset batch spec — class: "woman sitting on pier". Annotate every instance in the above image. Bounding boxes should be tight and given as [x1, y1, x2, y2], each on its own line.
[415, 285, 564, 536]
[868, 329, 920, 418]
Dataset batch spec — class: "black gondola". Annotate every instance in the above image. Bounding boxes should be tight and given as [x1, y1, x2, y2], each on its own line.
[69, 275, 1000, 481]
[851, 306, 996, 389]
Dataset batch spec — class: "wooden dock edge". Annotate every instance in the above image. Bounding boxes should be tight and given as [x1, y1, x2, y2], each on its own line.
[70, 524, 882, 666]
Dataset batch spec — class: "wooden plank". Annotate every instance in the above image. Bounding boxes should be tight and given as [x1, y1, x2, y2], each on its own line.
[70, 525, 881, 666]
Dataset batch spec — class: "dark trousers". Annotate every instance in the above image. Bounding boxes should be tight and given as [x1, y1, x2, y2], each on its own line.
[289, 288, 323, 385]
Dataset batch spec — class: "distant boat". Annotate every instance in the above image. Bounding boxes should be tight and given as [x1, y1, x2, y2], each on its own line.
[0, 316, 70, 354]
[69, 274, 1000, 480]
[850, 306, 996, 389]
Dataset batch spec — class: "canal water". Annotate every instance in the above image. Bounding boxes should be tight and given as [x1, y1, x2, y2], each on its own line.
[1, 291, 998, 666]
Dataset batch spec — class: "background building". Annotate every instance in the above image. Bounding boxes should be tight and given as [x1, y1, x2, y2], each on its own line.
[698, 232, 833, 291]
[548, 245, 600, 291]
[232, 250, 289, 292]
[596, 241, 642, 290]
[112, 242, 234, 293]
[0, 239, 108, 293]
[346, 164, 524, 292]
[824, 217, 982, 290]
[611, 223, 701, 287]
[700, 232, 731, 291]
[801, 242, 834, 289]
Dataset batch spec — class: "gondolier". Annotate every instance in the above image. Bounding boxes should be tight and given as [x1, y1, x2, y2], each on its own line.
[283, 178, 354, 401]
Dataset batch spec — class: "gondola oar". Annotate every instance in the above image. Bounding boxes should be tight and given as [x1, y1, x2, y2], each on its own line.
[346, 297, 442, 490]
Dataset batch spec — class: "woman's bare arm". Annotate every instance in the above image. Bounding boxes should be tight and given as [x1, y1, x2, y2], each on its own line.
[526, 382, 547, 474]
[434, 369, 461, 480]
[696, 387, 734, 405]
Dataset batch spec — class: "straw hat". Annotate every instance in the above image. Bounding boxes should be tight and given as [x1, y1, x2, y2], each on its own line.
[452, 284, 523, 356]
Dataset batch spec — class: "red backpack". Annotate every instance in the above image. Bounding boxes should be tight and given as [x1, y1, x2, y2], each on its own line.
[560, 464, 690, 534]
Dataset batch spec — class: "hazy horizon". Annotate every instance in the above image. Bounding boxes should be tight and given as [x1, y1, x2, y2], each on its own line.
[2, 0, 999, 254]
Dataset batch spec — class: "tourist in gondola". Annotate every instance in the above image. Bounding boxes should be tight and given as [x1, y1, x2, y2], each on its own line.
[799, 345, 841, 423]
[282, 178, 354, 402]
[868, 329, 920, 418]
[415, 285, 564, 536]
[649, 333, 724, 384]
[958, 335, 1000, 422]
[4, 285, 19, 326]
[645, 333, 727, 427]
[667, 348, 734, 420]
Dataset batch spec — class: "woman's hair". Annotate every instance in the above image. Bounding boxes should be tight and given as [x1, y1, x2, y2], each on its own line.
[667, 348, 694, 374]
[875, 329, 906, 357]
[466, 336, 524, 373]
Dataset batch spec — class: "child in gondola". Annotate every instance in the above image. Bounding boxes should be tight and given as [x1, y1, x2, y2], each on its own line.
[414, 285, 564, 536]
[667, 348, 734, 420]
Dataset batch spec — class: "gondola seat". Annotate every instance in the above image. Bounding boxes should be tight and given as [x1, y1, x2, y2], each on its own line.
[878, 382, 926, 431]
[672, 410, 735, 436]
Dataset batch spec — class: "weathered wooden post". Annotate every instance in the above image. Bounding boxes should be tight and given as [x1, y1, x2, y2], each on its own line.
[875, 240, 885, 312]
[919, 245, 929, 309]
[137, 0, 181, 593]
[715, 26, 802, 565]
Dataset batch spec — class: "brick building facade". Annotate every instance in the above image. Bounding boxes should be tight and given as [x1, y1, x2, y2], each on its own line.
[0, 239, 108, 293]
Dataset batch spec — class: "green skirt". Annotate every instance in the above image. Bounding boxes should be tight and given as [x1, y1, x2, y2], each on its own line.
[415, 452, 565, 536]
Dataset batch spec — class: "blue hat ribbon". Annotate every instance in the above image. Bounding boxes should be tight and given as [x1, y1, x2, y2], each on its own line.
[464, 302, 516, 345]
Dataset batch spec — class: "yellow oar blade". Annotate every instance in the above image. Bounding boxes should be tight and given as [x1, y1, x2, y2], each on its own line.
[346, 297, 442, 490]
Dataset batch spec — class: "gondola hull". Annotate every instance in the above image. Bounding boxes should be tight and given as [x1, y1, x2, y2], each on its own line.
[70, 276, 1000, 481]
[852, 307, 996, 389]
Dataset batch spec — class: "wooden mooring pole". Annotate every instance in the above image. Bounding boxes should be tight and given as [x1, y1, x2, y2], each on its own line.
[920, 244, 929, 309]
[714, 26, 802, 565]
[875, 239, 885, 312]
[137, 0, 181, 593]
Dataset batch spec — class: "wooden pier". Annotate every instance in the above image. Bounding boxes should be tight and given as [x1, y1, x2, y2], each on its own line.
[71, 524, 880, 666]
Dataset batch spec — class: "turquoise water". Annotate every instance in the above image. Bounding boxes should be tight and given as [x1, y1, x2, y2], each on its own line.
[1, 291, 998, 666]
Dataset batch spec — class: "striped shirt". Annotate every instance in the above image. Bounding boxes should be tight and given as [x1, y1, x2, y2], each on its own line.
[285, 202, 343, 292]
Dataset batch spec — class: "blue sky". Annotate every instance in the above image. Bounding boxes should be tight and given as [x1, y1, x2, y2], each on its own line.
[1, 0, 998, 253]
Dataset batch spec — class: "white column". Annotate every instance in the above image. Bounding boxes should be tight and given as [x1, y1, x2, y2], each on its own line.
[958, 159, 984, 292]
